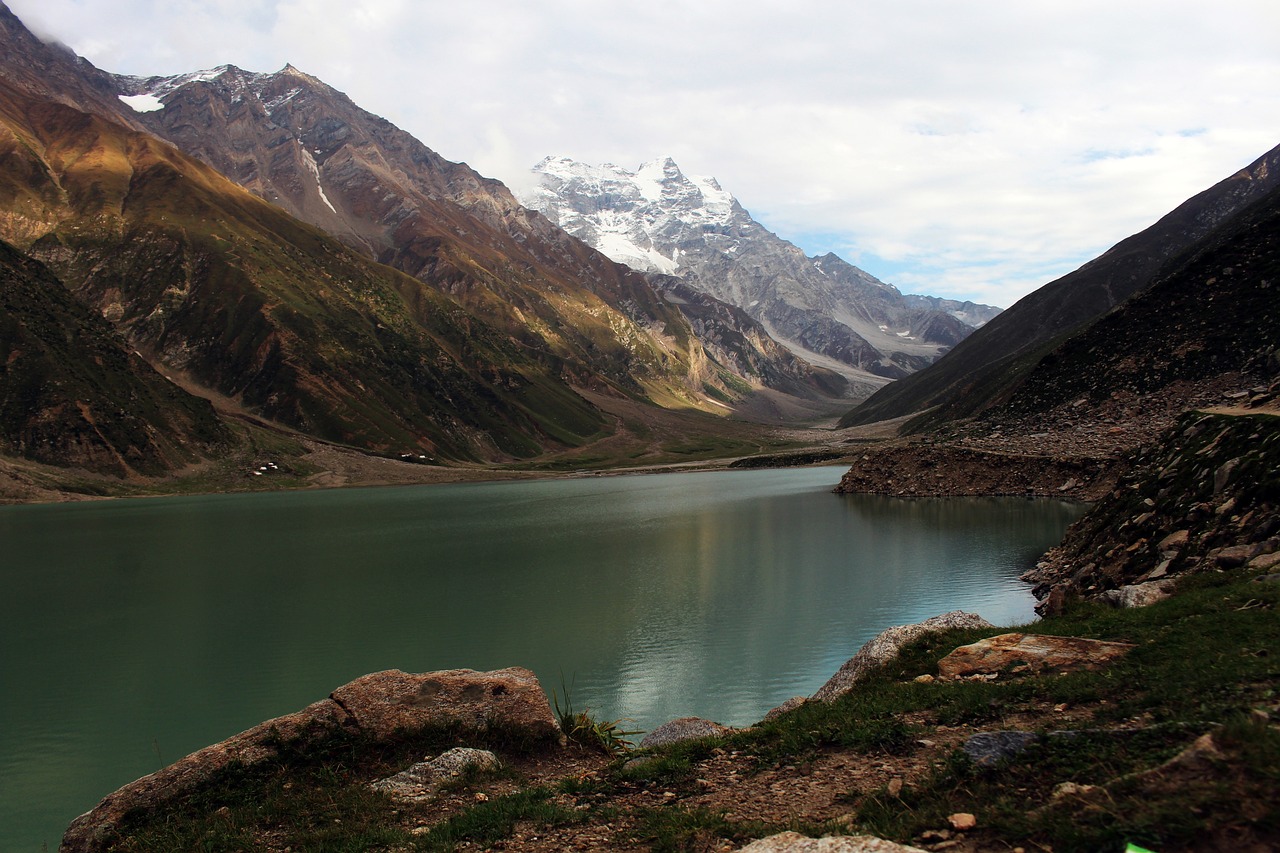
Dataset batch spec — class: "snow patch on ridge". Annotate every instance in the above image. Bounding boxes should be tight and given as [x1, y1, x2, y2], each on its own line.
[300, 146, 337, 214]
[118, 93, 164, 112]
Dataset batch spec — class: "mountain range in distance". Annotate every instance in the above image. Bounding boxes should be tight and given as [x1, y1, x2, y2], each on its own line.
[0, 0, 1276, 495]
[520, 156, 1001, 394]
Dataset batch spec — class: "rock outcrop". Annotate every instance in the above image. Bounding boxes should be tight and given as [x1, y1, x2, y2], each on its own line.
[811, 611, 992, 702]
[937, 633, 1135, 679]
[61, 668, 558, 853]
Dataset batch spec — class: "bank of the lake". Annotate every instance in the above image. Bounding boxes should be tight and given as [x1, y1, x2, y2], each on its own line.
[0, 466, 1084, 851]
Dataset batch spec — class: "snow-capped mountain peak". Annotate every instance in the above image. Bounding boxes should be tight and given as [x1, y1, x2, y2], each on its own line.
[522, 155, 1002, 390]
[519, 156, 745, 276]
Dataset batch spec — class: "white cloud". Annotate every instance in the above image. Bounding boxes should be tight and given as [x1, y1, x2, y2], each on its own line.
[10, 0, 1280, 307]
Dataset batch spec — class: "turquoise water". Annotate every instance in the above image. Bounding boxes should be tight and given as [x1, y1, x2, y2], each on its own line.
[0, 466, 1083, 850]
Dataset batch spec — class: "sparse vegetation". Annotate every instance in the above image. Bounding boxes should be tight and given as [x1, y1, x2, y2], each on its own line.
[552, 680, 639, 756]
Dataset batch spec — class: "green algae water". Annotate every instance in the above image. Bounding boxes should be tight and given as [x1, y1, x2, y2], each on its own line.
[0, 466, 1083, 850]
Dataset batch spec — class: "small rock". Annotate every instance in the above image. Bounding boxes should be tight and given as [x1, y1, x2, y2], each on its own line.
[1098, 579, 1177, 609]
[963, 731, 1040, 766]
[913, 674, 935, 684]
[1211, 544, 1254, 568]
[1248, 552, 1280, 571]
[1049, 781, 1097, 801]
[947, 813, 977, 831]
[639, 717, 734, 749]
[1158, 529, 1190, 555]
[886, 777, 904, 797]
[371, 747, 500, 800]
[763, 696, 808, 722]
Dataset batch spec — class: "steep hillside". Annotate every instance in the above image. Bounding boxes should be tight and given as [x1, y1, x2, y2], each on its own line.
[0, 77, 615, 460]
[979, 180, 1280, 435]
[520, 156, 998, 393]
[0, 239, 227, 476]
[842, 142, 1280, 429]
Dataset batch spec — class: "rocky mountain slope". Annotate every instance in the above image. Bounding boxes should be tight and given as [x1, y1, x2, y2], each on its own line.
[110, 63, 842, 407]
[520, 156, 999, 395]
[0, 2, 844, 475]
[842, 141, 1280, 429]
[833, 164, 1280, 511]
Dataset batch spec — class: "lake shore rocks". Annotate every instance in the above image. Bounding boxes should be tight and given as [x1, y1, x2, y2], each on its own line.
[639, 717, 736, 748]
[812, 611, 993, 702]
[60, 667, 558, 853]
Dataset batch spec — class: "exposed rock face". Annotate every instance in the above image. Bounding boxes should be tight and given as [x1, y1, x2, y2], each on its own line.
[639, 717, 735, 749]
[738, 831, 928, 852]
[811, 611, 992, 702]
[937, 633, 1135, 679]
[370, 747, 500, 801]
[521, 156, 998, 394]
[60, 668, 558, 853]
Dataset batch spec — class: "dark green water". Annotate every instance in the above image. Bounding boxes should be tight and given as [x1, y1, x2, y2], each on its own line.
[0, 466, 1083, 850]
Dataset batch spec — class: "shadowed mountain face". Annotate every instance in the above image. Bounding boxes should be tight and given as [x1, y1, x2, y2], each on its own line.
[0, 239, 228, 476]
[520, 156, 1000, 396]
[0, 74, 639, 460]
[979, 181, 1280, 428]
[0, 2, 845, 472]
[841, 142, 1280, 429]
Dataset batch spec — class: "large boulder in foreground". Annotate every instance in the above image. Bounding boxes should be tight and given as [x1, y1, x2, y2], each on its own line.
[812, 611, 993, 702]
[61, 667, 558, 853]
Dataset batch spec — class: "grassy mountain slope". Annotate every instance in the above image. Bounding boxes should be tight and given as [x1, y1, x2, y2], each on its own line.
[0, 238, 228, 476]
[0, 78, 613, 461]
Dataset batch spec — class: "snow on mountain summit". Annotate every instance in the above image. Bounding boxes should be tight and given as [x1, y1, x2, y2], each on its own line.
[519, 156, 745, 275]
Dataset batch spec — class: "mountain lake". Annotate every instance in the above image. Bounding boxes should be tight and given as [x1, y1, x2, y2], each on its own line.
[0, 465, 1086, 850]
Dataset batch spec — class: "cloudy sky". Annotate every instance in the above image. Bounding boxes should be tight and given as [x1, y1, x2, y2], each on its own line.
[11, 0, 1280, 308]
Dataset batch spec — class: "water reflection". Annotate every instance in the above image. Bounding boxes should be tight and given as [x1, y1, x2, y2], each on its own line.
[0, 468, 1083, 851]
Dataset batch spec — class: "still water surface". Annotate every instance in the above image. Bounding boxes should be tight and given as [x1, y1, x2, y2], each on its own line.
[0, 466, 1084, 850]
